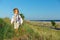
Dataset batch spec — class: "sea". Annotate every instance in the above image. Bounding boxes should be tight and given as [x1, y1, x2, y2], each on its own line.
[30, 20, 60, 22]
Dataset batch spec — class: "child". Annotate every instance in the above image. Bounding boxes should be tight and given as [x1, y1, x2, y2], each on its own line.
[11, 8, 23, 33]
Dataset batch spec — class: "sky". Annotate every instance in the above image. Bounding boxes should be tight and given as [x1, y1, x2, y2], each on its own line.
[0, 0, 60, 20]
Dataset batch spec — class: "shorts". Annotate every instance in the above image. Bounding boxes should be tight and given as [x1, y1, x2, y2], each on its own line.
[14, 22, 20, 29]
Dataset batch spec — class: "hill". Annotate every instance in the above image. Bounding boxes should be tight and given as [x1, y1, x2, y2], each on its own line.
[0, 18, 60, 40]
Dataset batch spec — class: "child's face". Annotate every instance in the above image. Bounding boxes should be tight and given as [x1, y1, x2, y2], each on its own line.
[14, 9, 18, 14]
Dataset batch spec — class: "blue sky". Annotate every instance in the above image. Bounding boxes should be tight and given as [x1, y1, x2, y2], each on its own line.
[0, 0, 60, 20]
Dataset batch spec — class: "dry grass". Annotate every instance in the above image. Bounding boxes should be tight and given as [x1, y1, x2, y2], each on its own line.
[0, 18, 60, 40]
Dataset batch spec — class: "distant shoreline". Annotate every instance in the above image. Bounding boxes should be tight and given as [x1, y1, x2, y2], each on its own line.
[30, 20, 60, 22]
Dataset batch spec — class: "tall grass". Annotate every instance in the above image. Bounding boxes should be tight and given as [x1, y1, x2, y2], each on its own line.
[0, 18, 14, 40]
[0, 18, 60, 40]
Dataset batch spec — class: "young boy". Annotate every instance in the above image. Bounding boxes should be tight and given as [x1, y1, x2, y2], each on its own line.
[11, 8, 23, 33]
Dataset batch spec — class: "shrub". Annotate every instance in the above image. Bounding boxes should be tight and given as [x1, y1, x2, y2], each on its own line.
[20, 13, 25, 20]
[51, 20, 56, 28]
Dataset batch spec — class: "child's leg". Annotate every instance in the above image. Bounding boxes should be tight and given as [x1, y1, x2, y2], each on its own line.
[14, 23, 18, 36]
[16, 23, 19, 31]
[15, 23, 20, 37]
[14, 23, 20, 36]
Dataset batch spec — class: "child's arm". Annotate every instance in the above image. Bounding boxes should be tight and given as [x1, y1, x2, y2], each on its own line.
[11, 16, 14, 24]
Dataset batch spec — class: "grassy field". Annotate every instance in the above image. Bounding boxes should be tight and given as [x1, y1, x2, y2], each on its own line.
[0, 18, 60, 40]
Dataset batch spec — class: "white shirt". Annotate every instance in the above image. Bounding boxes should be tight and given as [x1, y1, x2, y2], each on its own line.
[11, 14, 23, 25]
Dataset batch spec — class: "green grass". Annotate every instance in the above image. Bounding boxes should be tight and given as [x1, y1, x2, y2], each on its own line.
[0, 18, 60, 40]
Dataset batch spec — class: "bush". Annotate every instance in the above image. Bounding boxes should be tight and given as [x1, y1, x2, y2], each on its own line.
[20, 13, 25, 20]
[51, 20, 56, 28]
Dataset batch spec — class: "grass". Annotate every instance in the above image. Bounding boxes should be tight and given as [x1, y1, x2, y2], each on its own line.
[0, 18, 60, 40]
